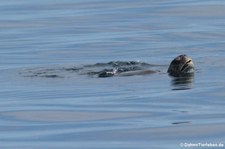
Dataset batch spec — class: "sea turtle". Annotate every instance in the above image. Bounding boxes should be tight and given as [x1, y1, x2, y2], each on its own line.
[95, 54, 194, 78]
[167, 54, 194, 77]
[22, 55, 194, 78]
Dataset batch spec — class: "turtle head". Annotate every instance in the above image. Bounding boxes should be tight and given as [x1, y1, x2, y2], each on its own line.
[167, 55, 194, 77]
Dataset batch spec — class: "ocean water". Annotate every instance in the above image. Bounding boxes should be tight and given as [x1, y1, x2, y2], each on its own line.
[0, 0, 225, 149]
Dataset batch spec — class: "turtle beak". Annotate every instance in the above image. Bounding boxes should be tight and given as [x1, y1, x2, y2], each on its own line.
[180, 58, 194, 73]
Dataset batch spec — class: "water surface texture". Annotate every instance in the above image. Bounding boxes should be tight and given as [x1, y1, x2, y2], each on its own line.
[1, 0, 225, 149]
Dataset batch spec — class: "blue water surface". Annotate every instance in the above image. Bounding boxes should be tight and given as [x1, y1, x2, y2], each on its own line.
[0, 0, 225, 149]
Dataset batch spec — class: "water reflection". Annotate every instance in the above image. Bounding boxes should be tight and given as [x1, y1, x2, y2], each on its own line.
[171, 121, 191, 125]
[170, 74, 194, 90]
